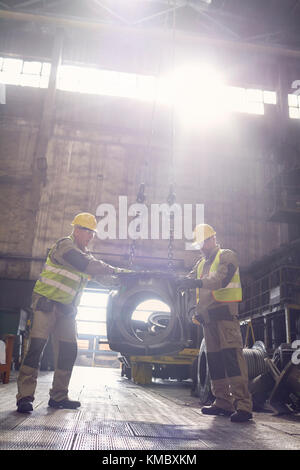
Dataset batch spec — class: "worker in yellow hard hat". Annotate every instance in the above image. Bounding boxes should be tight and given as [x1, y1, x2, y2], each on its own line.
[16, 212, 131, 414]
[177, 223, 253, 423]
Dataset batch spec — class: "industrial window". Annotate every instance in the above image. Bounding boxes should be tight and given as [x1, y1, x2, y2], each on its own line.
[0, 55, 278, 118]
[56, 64, 155, 101]
[288, 93, 300, 119]
[56, 64, 277, 116]
[222, 87, 276, 115]
[76, 288, 119, 367]
[76, 289, 109, 337]
[0, 57, 50, 88]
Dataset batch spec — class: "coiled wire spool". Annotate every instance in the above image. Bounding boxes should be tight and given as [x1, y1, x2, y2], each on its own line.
[196, 340, 268, 405]
[243, 341, 268, 379]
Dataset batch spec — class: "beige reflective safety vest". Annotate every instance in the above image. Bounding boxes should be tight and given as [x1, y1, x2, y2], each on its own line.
[34, 239, 90, 305]
[196, 249, 242, 303]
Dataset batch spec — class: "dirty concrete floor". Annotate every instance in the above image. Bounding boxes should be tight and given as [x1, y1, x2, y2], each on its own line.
[0, 366, 300, 451]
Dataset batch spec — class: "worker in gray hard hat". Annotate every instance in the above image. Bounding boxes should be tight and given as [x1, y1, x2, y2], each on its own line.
[16, 213, 132, 413]
[177, 224, 253, 423]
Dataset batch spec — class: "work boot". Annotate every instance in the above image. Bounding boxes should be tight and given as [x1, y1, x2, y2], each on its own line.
[48, 398, 81, 409]
[201, 405, 233, 417]
[17, 398, 33, 413]
[230, 410, 253, 423]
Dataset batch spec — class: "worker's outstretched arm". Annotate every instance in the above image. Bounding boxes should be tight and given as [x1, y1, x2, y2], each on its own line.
[50, 238, 131, 278]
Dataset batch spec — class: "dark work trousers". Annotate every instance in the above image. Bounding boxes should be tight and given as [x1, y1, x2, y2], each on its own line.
[16, 298, 77, 404]
[203, 306, 252, 413]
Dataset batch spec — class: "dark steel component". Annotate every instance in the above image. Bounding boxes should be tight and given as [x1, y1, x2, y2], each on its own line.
[249, 372, 276, 411]
[197, 340, 268, 405]
[195, 338, 214, 405]
[243, 341, 268, 379]
[270, 361, 300, 414]
[272, 343, 294, 372]
[106, 272, 188, 356]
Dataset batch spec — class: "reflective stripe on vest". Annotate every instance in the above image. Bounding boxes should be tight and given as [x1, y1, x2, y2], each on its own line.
[38, 276, 77, 297]
[34, 243, 89, 305]
[44, 264, 82, 282]
[196, 249, 242, 303]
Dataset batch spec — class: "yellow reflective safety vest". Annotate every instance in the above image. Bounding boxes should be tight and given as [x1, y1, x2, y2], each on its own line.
[196, 249, 242, 303]
[34, 240, 90, 305]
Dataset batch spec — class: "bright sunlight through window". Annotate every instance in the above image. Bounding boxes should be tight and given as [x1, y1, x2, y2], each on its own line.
[77, 289, 109, 337]
[131, 299, 171, 323]
[288, 93, 300, 119]
[0, 56, 279, 124]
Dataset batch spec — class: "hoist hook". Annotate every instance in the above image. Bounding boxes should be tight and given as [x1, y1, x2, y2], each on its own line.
[136, 183, 146, 204]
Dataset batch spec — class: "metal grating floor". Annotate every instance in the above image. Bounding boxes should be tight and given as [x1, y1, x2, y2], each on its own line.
[0, 367, 300, 450]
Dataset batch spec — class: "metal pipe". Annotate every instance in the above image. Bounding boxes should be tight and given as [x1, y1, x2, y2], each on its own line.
[1, 9, 300, 60]
[285, 306, 291, 343]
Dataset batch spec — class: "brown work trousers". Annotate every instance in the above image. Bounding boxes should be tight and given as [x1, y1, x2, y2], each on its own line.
[16, 297, 77, 404]
[203, 305, 252, 414]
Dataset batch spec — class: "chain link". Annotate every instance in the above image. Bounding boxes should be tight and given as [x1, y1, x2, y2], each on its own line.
[129, 239, 136, 267]
[167, 185, 176, 270]
[167, 213, 175, 270]
[128, 184, 146, 267]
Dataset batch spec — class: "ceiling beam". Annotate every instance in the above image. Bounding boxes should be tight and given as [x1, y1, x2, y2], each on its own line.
[1, 8, 300, 60]
[13, 0, 43, 8]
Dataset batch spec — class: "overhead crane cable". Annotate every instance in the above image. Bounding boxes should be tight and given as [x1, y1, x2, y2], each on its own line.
[127, 6, 180, 269]
[166, 3, 177, 270]
[169, 1, 177, 190]
[140, 4, 171, 188]
[127, 10, 171, 267]
[128, 183, 147, 267]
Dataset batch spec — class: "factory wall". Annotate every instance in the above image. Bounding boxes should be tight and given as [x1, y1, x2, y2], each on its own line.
[0, 80, 289, 291]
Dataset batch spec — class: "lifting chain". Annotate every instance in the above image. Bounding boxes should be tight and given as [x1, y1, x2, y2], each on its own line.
[128, 183, 146, 267]
[167, 184, 176, 270]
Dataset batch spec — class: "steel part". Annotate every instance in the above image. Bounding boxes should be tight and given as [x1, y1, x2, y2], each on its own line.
[196, 338, 214, 405]
[2, 365, 300, 450]
[251, 340, 267, 355]
[243, 343, 268, 380]
[0, 430, 75, 450]
[197, 340, 268, 404]
[106, 272, 187, 356]
[0, 408, 79, 450]
[129, 422, 200, 440]
[72, 433, 207, 450]
[152, 363, 190, 380]
[121, 362, 132, 379]
[75, 418, 134, 436]
[265, 357, 281, 380]
[269, 361, 300, 414]
[272, 343, 295, 372]
[130, 348, 198, 366]
[248, 372, 276, 411]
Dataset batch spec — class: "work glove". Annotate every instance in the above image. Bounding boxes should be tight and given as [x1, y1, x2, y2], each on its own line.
[176, 278, 203, 290]
[114, 268, 134, 274]
[192, 313, 204, 326]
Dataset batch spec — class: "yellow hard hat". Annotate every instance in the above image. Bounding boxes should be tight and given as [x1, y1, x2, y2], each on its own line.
[193, 224, 216, 246]
[71, 213, 97, 232]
